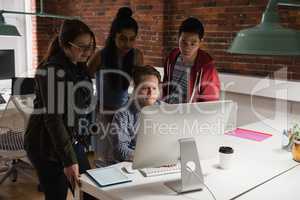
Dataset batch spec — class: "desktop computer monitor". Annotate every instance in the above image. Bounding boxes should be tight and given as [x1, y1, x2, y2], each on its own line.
[132, 100, 237, 193]
[133, 100, 237, 169]
[0, 50, 15, 80]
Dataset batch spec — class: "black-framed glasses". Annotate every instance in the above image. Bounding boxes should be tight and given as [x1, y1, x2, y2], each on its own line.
[69, 42, 94, 52]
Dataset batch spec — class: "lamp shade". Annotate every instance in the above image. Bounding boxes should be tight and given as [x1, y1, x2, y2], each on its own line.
[228, 0, 300, 56]
[0, 23, 21, 36]
[0, 13, 21, 36]
[228, 22, 300, 56]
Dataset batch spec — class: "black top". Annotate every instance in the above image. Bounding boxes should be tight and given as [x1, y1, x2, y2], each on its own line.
[96, 48, 138, 108]
[100, 47, 136, 90]
[24, 50, 94, 167]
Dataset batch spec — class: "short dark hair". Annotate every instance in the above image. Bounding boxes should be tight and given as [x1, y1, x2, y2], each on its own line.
[179, 17, 204, 39]
[133, 65, 161, 86]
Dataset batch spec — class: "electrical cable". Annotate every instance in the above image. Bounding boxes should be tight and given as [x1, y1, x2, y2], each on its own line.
[186, 165, 217, 200]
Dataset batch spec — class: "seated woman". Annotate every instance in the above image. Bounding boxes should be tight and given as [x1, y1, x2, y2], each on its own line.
[107, 66, 161, 163]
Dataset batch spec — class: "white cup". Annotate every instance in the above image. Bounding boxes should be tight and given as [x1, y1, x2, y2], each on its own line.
[219, 146, 234, 169]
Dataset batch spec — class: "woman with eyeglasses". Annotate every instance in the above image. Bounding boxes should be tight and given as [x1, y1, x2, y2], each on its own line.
[87, 7, 143, 166]
[24, 19, 96, 200]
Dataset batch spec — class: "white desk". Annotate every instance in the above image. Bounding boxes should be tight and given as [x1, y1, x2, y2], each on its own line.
[237, 165, 300, 200]
[77, 121, 299, 200]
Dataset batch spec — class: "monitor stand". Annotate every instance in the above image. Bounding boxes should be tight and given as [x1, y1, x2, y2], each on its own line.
[164, 138, 204, 193]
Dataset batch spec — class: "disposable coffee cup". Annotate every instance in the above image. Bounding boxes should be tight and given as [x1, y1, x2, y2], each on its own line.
[219, 146, 234, 169]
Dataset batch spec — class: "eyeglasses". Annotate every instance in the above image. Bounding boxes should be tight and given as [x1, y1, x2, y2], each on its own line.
[69, 42, 94, 52]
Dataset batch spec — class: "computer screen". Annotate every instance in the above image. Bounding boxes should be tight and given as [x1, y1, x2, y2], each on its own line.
[0, 50, 15, 80]
[132, 100, 237, 169]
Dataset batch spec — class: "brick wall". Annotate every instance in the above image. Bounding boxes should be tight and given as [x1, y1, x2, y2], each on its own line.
[32, 0, 165, 67]
[32, 0, 300, 80]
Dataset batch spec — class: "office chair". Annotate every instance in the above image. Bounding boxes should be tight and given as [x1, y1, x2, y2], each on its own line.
[0, 77, 35, 124]
[0, 77, 35, 184]
[0, 127, 33, 184]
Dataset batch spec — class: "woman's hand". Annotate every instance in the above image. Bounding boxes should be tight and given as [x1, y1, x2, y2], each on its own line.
[64, 164, 80, 189]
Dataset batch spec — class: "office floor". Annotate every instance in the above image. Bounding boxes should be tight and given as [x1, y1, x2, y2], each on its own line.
[0, 152, 95, 200]
[0, 166, 73, 200]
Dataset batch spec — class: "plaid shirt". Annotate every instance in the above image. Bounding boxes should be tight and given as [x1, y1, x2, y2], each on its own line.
[109, 101, 161, 162]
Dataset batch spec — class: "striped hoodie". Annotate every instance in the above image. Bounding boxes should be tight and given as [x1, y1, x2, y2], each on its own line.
[162, 48, 220, 103]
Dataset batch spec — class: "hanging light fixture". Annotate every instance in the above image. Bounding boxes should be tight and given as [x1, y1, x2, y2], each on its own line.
[0, 0, 80, 37]
[0, 12, 21, 36]
[227, 0, 300, 56]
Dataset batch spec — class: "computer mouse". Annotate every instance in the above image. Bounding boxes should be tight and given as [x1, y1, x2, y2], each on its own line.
[121, 166, 137, 174]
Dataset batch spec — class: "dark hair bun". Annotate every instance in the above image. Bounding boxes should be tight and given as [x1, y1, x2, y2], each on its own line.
[117, 7, 133, 19]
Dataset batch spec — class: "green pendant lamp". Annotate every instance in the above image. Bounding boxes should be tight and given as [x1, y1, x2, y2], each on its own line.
[0, 12, 21, 36]
[0, 0, 80, 37]
[228, 0, 300, 56]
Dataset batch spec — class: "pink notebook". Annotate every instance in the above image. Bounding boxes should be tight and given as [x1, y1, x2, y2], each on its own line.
[225, 128, 272, 142]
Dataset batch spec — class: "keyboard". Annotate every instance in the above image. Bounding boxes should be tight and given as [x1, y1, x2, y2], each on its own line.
[139, 164, 181, 177]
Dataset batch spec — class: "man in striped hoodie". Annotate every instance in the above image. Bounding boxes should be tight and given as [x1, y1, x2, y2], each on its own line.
[162, 17, 220, 104]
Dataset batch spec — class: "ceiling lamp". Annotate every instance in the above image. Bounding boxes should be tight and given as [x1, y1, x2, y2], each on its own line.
[227, 0, 300, 56]
[0, 0, 80, 36]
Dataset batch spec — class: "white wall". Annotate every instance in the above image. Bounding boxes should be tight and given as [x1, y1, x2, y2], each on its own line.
[0, 0, 31, 77]
[154, 67, 300, 129]
[220, 73, 300, 129]
[223, 92, 300, 127]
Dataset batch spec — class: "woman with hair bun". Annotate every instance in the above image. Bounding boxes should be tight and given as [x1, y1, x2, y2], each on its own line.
[88, 7, 143, 165]
[88, 7, 143, 108]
